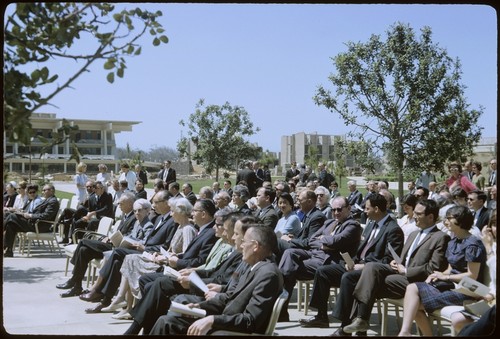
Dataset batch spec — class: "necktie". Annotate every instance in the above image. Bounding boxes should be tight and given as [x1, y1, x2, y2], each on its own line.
[163, 169, 169, 181]
[406, 231, 423, 267]
[360, 222, 378, 259]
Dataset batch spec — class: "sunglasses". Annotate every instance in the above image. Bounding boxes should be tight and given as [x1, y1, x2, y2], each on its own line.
[332, 207, 345, 213]
[28, 191, 36, 194]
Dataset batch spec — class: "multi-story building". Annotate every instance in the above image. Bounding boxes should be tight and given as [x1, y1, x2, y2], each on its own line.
[280, 132, 356, 170]
[3, 113, 140, 175]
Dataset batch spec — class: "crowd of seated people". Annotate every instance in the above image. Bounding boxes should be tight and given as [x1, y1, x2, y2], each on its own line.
[3, 157, 496, 336]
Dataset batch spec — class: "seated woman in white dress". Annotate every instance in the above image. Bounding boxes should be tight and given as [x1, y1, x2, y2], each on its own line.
[104, 197, 195, 320]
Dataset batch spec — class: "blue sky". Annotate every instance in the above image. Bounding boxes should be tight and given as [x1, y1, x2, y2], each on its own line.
[17, 3, 497, 153]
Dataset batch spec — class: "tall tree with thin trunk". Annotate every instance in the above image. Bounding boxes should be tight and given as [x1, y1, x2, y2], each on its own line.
[314, 22, 483, 213]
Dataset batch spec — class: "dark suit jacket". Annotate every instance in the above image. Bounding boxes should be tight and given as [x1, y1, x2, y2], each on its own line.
[31, 195, 60, 231]
[285, 168, 300, 182]
[475, 207, 490, 231]
[401, 227, 450, 282]
[291, 207, 327, 249]
[236, 168, 259, 197]
[255, 205, 279, 229]
[195, 250, 243, 291]
[353, 215, 404, 265]
[309, 217, 363, 263]
[135, 189, 148, 200]
[89, 191, 114, 219]
[158, 168, 176, 186]
[144, 212, 177, 252]
[198, 259, 283, 334]
[347, 190, 363, 207]
[184, 191, 197, 206]
[352, 226, 450, 305]
[175, 221, 217, 269]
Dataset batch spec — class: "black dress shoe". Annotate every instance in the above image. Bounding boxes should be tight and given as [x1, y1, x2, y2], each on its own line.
[330, 328, 352, 336]
[85, 301, 110, 314]
[79, 291, 104, 302]
[4, 251, 14, 258]
[56, 280, 75, 289]
[299, 316, 330, 328]
[60, 286, 83, 298]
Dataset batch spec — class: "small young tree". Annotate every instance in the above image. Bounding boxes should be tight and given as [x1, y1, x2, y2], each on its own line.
[178, 99, 260, 181]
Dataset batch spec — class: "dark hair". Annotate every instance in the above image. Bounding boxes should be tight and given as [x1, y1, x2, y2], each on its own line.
[27, 184, 39, 192]
[197, 199, 216, 217]
[183, 183, 193, 190]
[416, 186, 429, 197]
[239, 215, 260, 233]
[260, 187, 276, 203]
[417, 199, 439, 221]
[248, 225, 278, 256]
[121, 163, 130, 169]
[469, 190, 488, 203]
[135, 179, 143, 185]
[402, 194, 418, 209]
[367, 193, 387, 212]
[451, 187, 468, 199]
[473, 161, 482, 172]
[448, 161, 463, 173]
[278, 192, 294, 207]
[154, 181, 165, 190]
[303, 190, 317, 202]
[446, 205, 474, 230]
[224, 180, 232, 186]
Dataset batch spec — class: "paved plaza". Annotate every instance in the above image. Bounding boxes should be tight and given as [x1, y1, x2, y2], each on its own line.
[2, 180, 452, 337]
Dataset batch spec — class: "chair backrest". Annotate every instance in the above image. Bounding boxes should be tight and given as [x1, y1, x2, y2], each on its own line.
[114, 204, 123, 219]
[96, 216, 114, 236]
[59, 198, 69, 211]
[264, 289, 289, 335]
[69, 195, 79, 209]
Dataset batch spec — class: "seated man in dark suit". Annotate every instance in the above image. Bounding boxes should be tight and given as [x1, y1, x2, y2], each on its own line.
[468, 190, 490, 231]
[83, 199, 217, 313]
[68, 181, 114, 243]
[341, 199, 450, 335]
[277, 190, 327, 262]
[56, 192, 138, 297]
[149, 224, 283, 335]
[299, 193, 404, 333]
[254, 187, 279, 229]
[278, 196, 362, 321]
[3, 183, 60, 257]
[57, 180, 96, 243]
[123, 212, 252, 334]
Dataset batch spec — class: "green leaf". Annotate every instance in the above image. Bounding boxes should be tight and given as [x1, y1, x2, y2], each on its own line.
[152, 37, 160, 46]
[159, 35, 168, 43]
[117, 68, 124, 78]
[103, 59, 115, 70]
[134, 47, 142, 55]
[106, 72, 115, 83]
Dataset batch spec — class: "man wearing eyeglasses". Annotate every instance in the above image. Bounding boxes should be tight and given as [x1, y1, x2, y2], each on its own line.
[278, 196, 362, 322]
[3, 184, 60, 257]
[67, 181, 114, 244]
[149, 225, 283, 335]
[468, 190, 490, 232]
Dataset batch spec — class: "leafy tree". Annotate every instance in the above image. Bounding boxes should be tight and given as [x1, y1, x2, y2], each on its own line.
[314, 22, 483, 207]
[178, 99, 260, 181]
[4, 3, 168, 146]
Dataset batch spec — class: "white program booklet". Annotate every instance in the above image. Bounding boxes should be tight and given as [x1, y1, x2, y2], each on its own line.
[189, 271, 209, 293]
[163, 266, 181, 279]
[170, 301, 206, 318]
[388, 243, 402, 265]
[452, 276, 490, 298]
